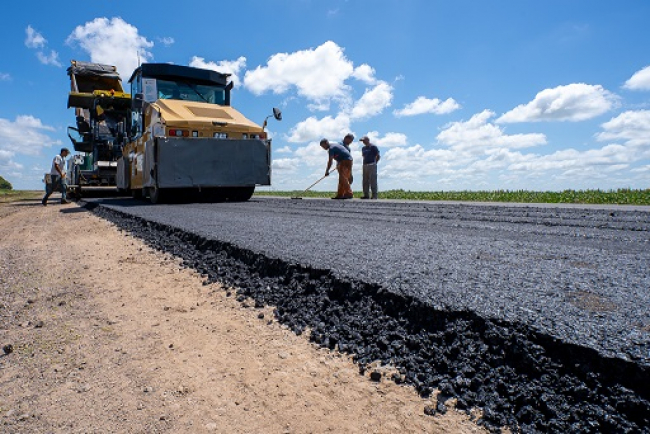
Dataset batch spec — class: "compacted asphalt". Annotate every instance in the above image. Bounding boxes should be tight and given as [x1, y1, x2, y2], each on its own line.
[95, 196, 650, 365]
[85, 196, 650, 433]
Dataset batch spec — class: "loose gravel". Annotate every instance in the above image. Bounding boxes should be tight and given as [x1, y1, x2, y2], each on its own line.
[85, 197, 650, 433]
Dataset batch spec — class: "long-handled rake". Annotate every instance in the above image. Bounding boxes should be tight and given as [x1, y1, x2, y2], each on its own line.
[291, 167, 337, 199]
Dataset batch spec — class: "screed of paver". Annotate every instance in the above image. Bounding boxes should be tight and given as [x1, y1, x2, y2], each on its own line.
[0, 201, 488, 434]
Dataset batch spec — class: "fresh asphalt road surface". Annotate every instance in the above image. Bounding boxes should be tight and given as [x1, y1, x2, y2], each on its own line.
[91, 196, 650, 366]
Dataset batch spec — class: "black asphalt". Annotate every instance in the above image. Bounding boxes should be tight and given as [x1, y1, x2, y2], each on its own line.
[94, 196, 650, 365]
[84, 196, 650, 432]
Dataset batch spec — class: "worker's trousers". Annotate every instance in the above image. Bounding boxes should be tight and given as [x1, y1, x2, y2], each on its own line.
[336, 160, 353, 198]
[362, 163, 378, 199]
[42, 175, 68, 203]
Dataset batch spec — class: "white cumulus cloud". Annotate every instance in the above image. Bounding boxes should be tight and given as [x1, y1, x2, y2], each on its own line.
[352, 64, 377, 84]
[394, 96, 461, 117]
[286, 114, 351, 143]
[623, 66, 650, 91]
[0, 115, 60, 157]
[360, 131, 408, 148]
[382, 145, 465, 180]
[275, 146, 293, 154]
[243, 41, 354, 105]
[596, 110, 650, 147]
[439, 110, 547, 152]
[272, 158, 301, 172]
[508, 144, 634, 173]
[25, 25, 46, 49]
[25, 25, 61, 67]
[36, 50, 62, 67]
[350, 82, 393, 120]
[0, 149, 15, 159]
[497, 83, 618, 123]
[189, 56, 247, 87]
[66, 17, 154, 80]
[294, 142, 330, 167]
[0, 159, 24, 182]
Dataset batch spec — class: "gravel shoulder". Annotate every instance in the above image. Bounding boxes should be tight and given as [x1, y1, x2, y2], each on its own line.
[0, 200, 485, 434]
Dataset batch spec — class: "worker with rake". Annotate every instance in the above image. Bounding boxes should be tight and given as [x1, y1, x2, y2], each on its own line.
[320, 138, 353, 199]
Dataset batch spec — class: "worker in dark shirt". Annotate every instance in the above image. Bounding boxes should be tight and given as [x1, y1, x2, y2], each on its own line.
[359, 136, 380, 199]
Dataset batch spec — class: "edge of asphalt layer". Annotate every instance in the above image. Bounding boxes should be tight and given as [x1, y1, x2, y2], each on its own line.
[83, 201, 649, 434]
[258, 195, 650, 212]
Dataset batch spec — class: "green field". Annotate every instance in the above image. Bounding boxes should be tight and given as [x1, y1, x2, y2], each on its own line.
[255, 188, 650, 205]
[2, 188, 648, 206]
[0, 190, 42, 204]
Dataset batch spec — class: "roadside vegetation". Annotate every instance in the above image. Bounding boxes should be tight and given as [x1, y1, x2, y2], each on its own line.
[1, 187, 648, 206]
[256, 188, 650, 205]
[0, 175, 13, 190]
[0, 190, 42, 204]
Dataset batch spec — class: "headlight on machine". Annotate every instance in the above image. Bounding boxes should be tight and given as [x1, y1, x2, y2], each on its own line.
[169, 129, 189, 137]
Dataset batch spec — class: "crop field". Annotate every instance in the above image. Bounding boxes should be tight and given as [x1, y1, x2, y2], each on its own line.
[256, 188, 650, 205]
[3, 188, 649, 205]
[0, 190, 42, 203]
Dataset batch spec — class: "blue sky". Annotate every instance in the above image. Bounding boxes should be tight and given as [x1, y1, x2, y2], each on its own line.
[1, 1, 649, 191]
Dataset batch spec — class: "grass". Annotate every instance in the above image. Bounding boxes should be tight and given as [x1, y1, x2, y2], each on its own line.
[0, 190, 43, 204]
[255, 188, 650, 205]
[3, 188, 648, 206]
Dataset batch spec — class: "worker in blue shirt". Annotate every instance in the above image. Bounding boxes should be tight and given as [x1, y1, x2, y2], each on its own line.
[320, 139, 354, 199]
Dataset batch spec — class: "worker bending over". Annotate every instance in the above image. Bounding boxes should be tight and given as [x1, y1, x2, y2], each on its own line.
[320, 139, 353, 199]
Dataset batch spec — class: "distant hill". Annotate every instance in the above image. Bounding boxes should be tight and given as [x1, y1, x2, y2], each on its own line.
[0, 175, 13, 190]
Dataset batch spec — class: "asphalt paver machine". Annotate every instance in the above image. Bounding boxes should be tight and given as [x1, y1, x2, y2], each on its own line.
[65, 60, 131, 197]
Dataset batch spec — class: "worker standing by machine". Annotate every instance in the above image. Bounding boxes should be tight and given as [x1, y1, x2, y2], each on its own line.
[42, 148, 71, 206]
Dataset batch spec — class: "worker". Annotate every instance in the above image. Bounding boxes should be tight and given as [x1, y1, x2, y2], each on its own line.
[359, 136, 380, 199]
[341, 133, 354, 185]
[42, 147, 71, 206]
[320, 139, 353, 199]
[341, 133, 354, 152]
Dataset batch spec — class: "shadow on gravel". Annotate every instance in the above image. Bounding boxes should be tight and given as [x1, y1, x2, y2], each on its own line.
[11, 201, 47, 208]
[60, 206, 92, 215]
[88, 204, 650, 434]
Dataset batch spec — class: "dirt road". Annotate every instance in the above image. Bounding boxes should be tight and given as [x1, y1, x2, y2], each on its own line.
[0, 200, 484, 433]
